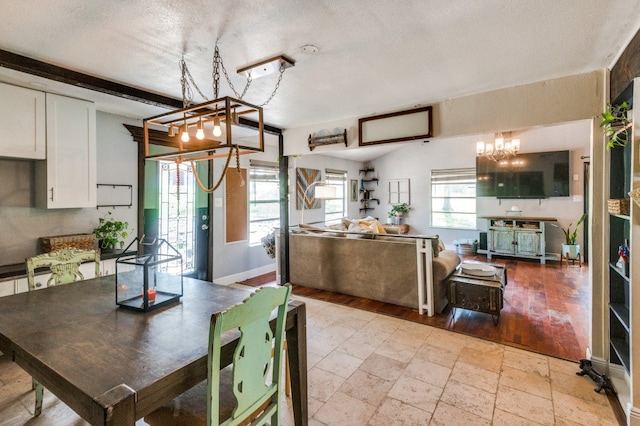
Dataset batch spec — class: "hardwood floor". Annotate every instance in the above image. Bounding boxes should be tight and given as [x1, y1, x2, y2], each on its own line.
[242, 254, 590, 361]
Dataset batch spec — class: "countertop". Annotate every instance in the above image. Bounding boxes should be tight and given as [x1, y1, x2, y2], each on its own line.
[479, 216, 558, 221]
[0, 250, 135, 280]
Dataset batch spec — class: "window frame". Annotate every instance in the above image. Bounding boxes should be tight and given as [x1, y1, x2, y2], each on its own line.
[249, 162, 280, 245]
[430, 167, 477, 230]
[324, 169, 347, 223]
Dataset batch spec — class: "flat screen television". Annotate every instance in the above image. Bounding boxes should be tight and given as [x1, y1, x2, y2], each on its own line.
[476, 150, 570, 198]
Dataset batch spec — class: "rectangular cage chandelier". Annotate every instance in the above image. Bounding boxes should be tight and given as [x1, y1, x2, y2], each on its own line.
[143, 96, 264, 162]
[142, 43, 294, 163]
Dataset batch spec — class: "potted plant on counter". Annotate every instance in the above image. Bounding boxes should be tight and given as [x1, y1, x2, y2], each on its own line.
[93, 211, 130, 252]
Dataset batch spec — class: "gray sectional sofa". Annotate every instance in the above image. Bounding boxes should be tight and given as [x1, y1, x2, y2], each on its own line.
[288, 231, 461, 315]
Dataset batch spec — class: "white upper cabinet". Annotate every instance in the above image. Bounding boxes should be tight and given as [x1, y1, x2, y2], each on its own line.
[36, 93, 97, 208]
[0, 82, 46, 159]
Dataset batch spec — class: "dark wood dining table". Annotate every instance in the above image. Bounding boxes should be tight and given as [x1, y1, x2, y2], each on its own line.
[0, 276, 308, 425]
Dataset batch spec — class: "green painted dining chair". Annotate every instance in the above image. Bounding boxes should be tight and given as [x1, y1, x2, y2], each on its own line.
[26, 247, 100, 290]
[208, 284, 292, 426]
[25, 247, 100, 416]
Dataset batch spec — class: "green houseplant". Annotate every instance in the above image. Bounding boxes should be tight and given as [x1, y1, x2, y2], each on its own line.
[600, 101, 631, 149]
[388, 203, 411, 218]
[554, 213, 586, 261]
[93, 211, 130, 251]
[560, 213, 586, 245]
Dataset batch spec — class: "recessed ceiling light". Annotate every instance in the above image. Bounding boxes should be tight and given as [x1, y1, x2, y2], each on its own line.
[300, 44, 319, 54]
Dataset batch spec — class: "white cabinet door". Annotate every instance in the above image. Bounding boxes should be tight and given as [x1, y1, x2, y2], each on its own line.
[29, 273, 52, 290]
[36, 93, 96, 208]
[78, 262, 98, 280]
[0, 278, 14, 297]
[15, 277, 29, 294]
[101, 258, 117, 276]
[0, 82, 46, 159]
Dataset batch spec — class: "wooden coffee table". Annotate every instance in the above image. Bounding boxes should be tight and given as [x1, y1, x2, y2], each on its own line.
[448, 262, 507, 325]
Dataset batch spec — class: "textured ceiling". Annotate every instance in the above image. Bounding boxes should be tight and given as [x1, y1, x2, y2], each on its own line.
[0, 0, 639, 133]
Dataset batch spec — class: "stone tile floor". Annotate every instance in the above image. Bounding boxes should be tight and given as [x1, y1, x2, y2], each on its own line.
[0, 294, 620, 425]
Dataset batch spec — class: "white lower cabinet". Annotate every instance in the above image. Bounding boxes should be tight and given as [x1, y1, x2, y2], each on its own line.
[15, 277, 29, 294]
[0, 277, 30, 295]
[0, 279, 14, 297]
[101, 258, 117, 276]
[29, 273, 52, 291]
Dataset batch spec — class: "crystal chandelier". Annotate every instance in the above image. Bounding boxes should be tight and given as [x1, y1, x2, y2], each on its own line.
[476, 132, 520, 161]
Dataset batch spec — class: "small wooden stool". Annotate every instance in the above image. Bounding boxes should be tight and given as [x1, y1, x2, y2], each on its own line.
[563, 252, 581, 267]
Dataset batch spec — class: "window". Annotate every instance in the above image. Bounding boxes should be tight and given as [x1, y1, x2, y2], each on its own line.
[325, 169, 347, 222]
[249, 161, 280, 245]
[431, 168, 476, 229]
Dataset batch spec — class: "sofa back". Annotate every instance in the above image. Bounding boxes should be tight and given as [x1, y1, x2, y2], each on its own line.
[290, 233, 424, 308]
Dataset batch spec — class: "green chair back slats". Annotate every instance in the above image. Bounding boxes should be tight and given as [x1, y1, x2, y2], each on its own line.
[26, 248, 100, 290]
[208, 284, 292, 426]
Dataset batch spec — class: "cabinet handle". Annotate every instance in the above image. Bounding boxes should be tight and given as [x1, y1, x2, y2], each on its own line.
[50, 187, 54, 201]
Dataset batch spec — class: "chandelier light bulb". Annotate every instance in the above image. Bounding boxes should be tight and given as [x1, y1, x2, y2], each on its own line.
[196, 119, 205, 140]
[486, 143, 494, 155]
[512, 138, 521, 152]
[181, 125, 190, 142]
[212, 115, 222, 137]
[476, 141, 485, 155]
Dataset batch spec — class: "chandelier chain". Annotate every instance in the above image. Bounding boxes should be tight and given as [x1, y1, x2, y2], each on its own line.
[180, 44, 288, 106]
[215, 44, 251, 99]
[180, 58, 209, 106]
[259, 62, 285, 107]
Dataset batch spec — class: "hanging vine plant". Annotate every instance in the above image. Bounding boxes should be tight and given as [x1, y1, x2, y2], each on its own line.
[600, 101, 632, 149]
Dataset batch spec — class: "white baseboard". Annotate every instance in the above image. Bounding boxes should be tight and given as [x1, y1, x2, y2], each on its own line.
[213, 264, 276, 286]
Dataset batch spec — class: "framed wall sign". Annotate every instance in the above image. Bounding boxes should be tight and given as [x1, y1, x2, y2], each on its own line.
[350, 179, 358, 202]
[358, 106, 432, 146]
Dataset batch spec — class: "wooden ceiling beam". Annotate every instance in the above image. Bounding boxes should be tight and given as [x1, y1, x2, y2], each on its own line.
[0, 49, 282, 135]
[0, 49, 183, 109]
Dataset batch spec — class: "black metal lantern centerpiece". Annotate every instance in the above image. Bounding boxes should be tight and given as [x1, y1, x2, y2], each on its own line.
[115, 237, 183, 312]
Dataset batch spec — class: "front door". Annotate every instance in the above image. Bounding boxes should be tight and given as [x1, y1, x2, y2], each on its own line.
[154, 161, 209, 279]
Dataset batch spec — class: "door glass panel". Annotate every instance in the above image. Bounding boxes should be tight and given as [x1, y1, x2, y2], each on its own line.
[159, 162, 195, 274]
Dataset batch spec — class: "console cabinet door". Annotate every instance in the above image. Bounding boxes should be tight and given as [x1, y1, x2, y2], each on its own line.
[490, 229, 515, 254]
[0, 82, 45, 159]
[515, 230, 542, 256]
[36, 93, 96, 208]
